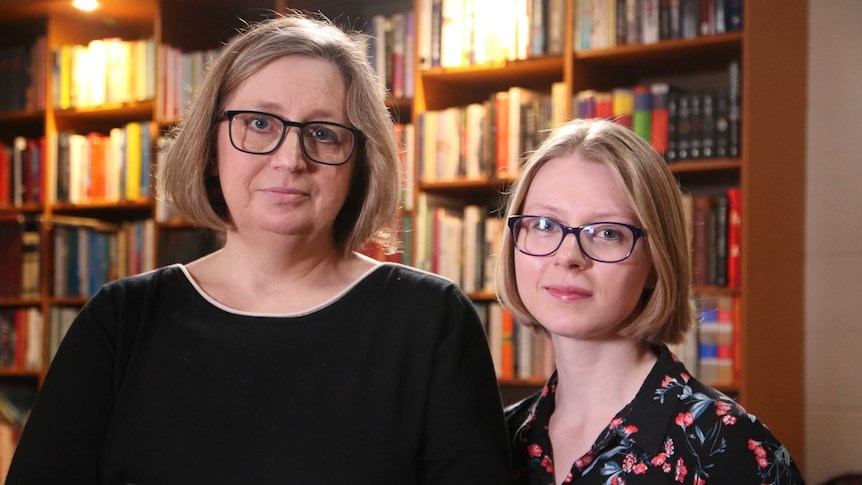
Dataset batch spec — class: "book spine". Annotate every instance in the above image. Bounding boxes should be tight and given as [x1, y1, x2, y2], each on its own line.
[726, 187, 741, 289]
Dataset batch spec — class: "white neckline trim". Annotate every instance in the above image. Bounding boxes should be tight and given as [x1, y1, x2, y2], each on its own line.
[174, 257, 387, 318]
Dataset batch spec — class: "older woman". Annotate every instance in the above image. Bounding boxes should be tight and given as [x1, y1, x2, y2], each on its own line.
[8, 13, 510, 484]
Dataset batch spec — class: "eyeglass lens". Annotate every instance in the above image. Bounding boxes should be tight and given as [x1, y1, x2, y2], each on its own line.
[511, 216, 638, 262]
[228, 111, 355, 164]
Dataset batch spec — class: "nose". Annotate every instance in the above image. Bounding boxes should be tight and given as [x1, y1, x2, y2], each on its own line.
[270, 127, 307, 171]
[555, 231, 590, 267]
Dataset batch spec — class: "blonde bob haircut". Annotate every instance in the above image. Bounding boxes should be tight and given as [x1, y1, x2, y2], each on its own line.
[157, 12, 401, 256]
[495, 118, 696, 345]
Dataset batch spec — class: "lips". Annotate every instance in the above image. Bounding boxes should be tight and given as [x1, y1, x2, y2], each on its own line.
[544, 285, 592, 301]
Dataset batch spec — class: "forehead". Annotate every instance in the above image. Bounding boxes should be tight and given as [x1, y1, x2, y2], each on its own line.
[227, 55, 348, 112]
[523, 154, 635, 218]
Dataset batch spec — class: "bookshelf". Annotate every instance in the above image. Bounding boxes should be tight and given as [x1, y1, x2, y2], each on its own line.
[0, 0, 807, 470]
[286, 0, 807, 465]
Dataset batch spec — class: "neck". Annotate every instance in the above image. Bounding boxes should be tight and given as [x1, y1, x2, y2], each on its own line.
[551, 339, 656, 416]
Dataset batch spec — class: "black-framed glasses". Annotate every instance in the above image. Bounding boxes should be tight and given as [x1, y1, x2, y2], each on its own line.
[221, 110, 363, 166]
[508, 215, 646, 263]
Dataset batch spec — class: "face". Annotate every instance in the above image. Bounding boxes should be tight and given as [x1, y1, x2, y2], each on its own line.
[217, 55, 354, 244]
[514, 153, 654, 341]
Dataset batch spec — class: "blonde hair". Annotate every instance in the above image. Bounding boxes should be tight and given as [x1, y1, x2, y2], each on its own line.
[495, 119, 695, 344]
[157, 11, 401, 256]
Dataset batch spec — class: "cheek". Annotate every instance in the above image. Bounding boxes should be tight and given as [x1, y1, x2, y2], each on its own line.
[513, 253, 541, 294]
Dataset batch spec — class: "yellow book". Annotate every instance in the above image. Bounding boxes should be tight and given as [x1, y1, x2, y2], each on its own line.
[124, 122, 142, 200]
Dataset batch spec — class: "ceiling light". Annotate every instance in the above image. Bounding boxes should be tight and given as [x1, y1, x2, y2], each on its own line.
[72, 0, 99, 11]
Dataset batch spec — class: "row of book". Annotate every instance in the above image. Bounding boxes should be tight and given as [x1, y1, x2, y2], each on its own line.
[52, 218, 155, 299]
[684, 187, 741, 289]
[365, 11, 416, 100]
[0, 137, 45, 207]
[0, 308, 42, 371]
[670, 293, 739, 388]
[420, 0, 566, 69]
[156, 45, 220, 122]
[574, 0, 743, 51]
[55, 121, 158, 204]
[574, 61, 741, 161]
[0, 37, 48, 113]
[0, 216, 40, 299]
[52, 38, 157, 110]
[414, 197, 503, 295]
[478, 301, 554, 381]
[418, 83, 566, 181]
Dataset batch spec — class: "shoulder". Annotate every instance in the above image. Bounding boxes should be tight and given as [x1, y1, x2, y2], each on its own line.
[85, 264, 186, 310]
[664, 375, 804, 483]
[367, 263, 468, 299]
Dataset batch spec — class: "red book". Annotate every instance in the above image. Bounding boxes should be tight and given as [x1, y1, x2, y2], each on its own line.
[726, 187, 742, 289]
[650, 83, 670, 156]
[595, 91, 613, 120]
[88, 132, 107, 201]
[0, 142, 9, 206]
[499, 307, 515, 380]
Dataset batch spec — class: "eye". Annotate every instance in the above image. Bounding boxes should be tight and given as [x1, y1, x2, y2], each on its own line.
[244, 114, 277, 133]
[531, 217, 558, 232]
[592, 224, 625, 241]
[305, 124, 341, 144]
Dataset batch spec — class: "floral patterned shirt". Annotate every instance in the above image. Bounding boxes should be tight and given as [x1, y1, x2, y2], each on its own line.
[505, 345, 805, 485]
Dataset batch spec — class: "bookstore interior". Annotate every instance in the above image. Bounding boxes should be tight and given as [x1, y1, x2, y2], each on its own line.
[0, 0, 807, 476]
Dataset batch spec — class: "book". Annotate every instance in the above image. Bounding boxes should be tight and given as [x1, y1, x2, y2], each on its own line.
[726, 187, 741, 289]
[650, 82, 670, 156]
[611, 87, 634, 129]
[691, 194, 711, 287]
[632, 84, 652, 143]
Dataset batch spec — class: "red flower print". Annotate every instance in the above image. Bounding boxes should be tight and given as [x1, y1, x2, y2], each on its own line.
[695, 477, 706, 485]
[715, 401, 732, 416]
[623, 453, 637, 473]
[611, 477, 626, 485]
[664, 438, 675, 456]
[754, 446, 767, 459]
[722, 415, 737, 425]
[663, 462, 672, 473]
[681, 372, 690, 382]
[757, 457, 769, 469]
[575, 451, 595, 469]
[652, 453, 667, 467]
[634, 462, 648, 474]
[662, 375, 675, 387]
[675, 458, 688, 482]
[748, 439, 759, 450]
[623, 425, 639, 436]
[541, 456, 553, 473]
[528, 444, 543, 457]
[675, 412, 694, 428]
[611, 417, 624, 428]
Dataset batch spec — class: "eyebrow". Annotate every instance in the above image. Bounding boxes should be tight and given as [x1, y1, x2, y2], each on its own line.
[243, 102, 345, 123]
[524, 204, 637, 223]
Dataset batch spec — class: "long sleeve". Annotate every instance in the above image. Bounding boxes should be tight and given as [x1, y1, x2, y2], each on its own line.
[7, 287, 125, 483]
[418, 285, 512, 484]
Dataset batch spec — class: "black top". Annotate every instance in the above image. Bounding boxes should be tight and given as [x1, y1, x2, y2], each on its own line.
[8, 263, 511, 484]
[506, 345, 805, 484]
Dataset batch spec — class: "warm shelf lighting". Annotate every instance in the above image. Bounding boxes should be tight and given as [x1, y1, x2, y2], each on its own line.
[72, 0, 99, 11]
